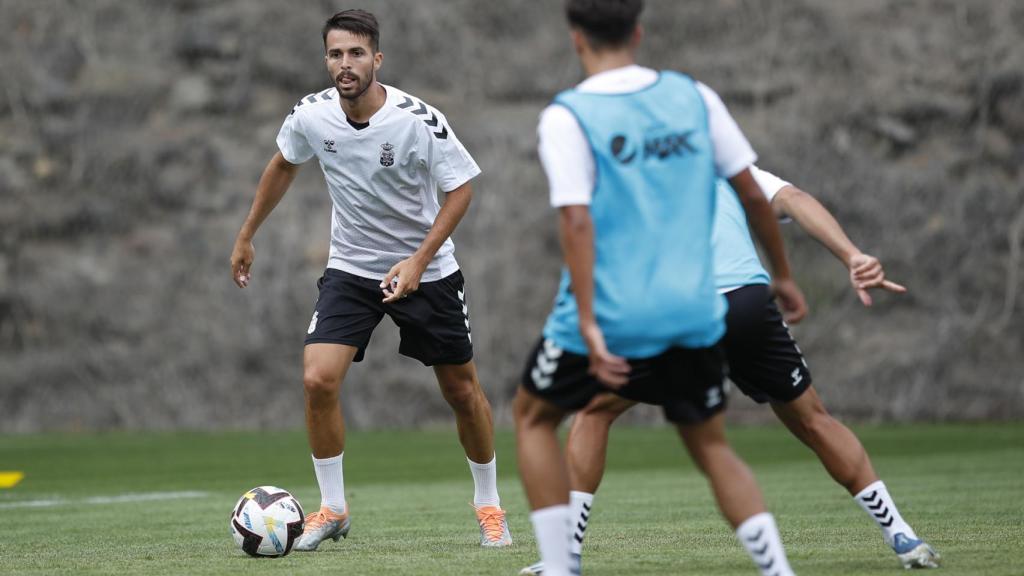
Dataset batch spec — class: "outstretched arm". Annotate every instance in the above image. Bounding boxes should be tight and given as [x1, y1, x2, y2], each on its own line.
[771, 185, 906, 306]
[381, 181, 473, 302]
[728, 168, 808, 323]
[230, 151, 302, 288]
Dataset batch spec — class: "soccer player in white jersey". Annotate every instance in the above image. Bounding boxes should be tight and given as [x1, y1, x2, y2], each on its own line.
[520, 169, 941, 575]
[515, 1, 808, 575]
[229, 10, 511, 551]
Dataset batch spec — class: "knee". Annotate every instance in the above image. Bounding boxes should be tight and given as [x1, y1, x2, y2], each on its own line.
[303, 368, 339, 404]
[791, 403, 835, 444]
[440, 376, 483, 412]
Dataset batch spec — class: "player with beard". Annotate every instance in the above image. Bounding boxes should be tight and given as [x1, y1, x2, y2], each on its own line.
[230, 10, 512, 551]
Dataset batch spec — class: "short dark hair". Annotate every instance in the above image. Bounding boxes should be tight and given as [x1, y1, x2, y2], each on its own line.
[322, 9, 380, 52]
[565, 0, 643, 49]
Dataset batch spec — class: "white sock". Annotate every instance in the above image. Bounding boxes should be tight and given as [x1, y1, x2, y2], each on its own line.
[854, 480, 917, 546]
[568, 491, 594, 556]
[467, 455, 500, 507]
[530, 505, 575, 576]
[736, 512, 795, 576]
[312, 452, 346, 515]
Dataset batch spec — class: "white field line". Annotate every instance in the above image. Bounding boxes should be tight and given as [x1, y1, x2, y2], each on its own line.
[0, 490, 210, 509]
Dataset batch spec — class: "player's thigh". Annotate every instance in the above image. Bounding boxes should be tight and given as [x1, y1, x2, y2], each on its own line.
[722, 284, 812, 404]
[388, 270, 473, 367]
[305, 269, 386, 363]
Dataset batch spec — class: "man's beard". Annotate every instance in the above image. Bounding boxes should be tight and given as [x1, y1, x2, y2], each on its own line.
[337, 68, 374, 101]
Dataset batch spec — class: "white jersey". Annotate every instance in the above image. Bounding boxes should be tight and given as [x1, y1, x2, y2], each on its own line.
[277, 84, 481, 281]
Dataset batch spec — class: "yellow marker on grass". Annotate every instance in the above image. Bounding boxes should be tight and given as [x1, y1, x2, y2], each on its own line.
[0, 471, 24, 488]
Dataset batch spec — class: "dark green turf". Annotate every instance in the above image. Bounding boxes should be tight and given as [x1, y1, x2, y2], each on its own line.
[0, 423, 1021, 575]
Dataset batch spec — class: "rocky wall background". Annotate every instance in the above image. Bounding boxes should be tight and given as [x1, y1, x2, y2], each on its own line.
[1, 0, 1022, 431]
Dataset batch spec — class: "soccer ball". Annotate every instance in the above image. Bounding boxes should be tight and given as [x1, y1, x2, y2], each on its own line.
[229, 486, 305, 557]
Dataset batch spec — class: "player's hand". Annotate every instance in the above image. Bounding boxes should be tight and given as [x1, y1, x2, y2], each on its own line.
[848, 253, 907, 307]
[231, 239, 255, 288]
[381, 256, 428, 303]
[771, 277, 807, 324]
[580, 321, 631, 389]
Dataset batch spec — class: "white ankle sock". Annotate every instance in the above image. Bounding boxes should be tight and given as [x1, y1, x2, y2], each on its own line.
[854, 480, 917, 546]
[531, 505, 574, 576]
[736, 512, 795, 576]
[467, 455, 500, 507]
[568, 491, 594, 556]
[312, 452, 346, 515]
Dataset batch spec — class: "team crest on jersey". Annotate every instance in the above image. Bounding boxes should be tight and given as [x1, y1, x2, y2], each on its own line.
[379, 142, 395, 167]
[323, 139, 337, 154]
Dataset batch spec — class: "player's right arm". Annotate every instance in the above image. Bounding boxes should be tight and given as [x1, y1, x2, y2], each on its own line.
[230, 152, 302, 288]
[697, 82, 807, 323]
[558, 205, 631, 388]
[232, 104, 314, 288]
[540, 104, 630, 388]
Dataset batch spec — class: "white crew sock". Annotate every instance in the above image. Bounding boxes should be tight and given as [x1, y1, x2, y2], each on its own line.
[468, 455, 500, 507]
[312, 452, 346, 515]
[568, 491, 594, 556]
[854, 480, 917, 546]
[530, 505, 575, 576]
[736, 512, 795, 576]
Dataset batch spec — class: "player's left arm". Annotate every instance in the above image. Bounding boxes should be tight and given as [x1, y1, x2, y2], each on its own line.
[381, 181, 473, 303]
[771, 185, 907, 306]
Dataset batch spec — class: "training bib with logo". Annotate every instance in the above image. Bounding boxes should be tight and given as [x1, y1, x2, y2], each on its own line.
[543, 71, 726, 358]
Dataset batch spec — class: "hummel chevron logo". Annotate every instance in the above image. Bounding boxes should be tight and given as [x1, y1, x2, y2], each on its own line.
[396, 95, 449, 139]
[531, 339, 563, 390]
[745, 528, 764, 542]
[860, 491, 895, 526]
[791, 367, 803, 387]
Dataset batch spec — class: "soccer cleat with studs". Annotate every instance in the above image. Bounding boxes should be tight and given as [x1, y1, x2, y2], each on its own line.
[293, 506, 350, 551]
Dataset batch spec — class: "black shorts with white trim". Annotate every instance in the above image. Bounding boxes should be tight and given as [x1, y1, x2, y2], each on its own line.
[304, 268, 473, 366]
[520, 338, 727, 424]
[722, 284, 812, 403]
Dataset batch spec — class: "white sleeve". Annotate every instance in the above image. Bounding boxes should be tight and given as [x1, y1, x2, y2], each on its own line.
[276, 110, 315, 165]
[749, 165, 793, 202]
[538, 104, 595, 207]
[425, 111, 482, 192]
[696, 82, 757, 179]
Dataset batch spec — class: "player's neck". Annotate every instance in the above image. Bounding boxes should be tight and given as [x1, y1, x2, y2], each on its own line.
[340, 81, 386, 123]
[580, 50, 636, 79]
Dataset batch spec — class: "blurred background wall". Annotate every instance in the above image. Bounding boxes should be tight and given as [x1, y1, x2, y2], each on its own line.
[1, 0, 1022, 432]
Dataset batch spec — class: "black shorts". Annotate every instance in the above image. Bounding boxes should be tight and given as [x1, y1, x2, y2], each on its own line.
[304, 268, 473, 366]
[722, 284, 812, 403]
[520, 338, 727, 424]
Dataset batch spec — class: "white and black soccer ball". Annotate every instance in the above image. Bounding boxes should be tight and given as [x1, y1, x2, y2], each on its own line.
[229, 486, 305, 557]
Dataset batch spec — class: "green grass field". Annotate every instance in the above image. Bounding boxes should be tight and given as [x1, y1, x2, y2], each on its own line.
[0, 423, 1021, 575]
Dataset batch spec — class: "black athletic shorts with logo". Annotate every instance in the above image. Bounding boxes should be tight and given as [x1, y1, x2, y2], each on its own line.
[722, 284, 812, 403]
[520, 338, 727, 424]
[304, 268, 473, 366]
